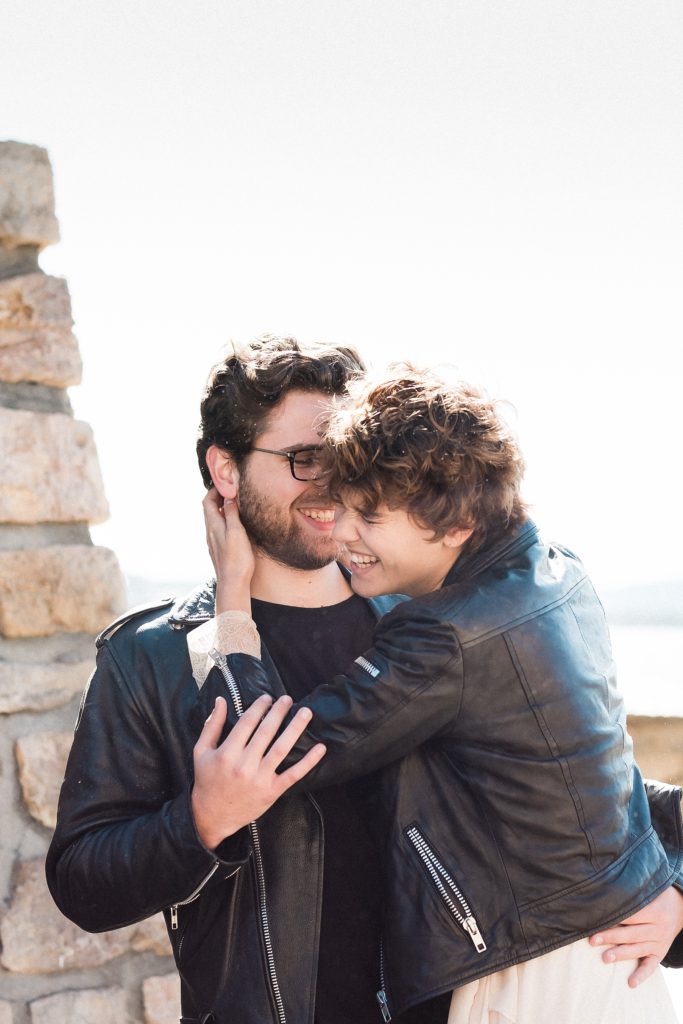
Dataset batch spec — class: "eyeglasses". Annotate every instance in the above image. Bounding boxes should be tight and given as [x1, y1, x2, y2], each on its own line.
[250, 446, 325, 481]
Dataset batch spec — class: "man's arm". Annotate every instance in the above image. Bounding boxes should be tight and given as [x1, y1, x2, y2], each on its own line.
[589, 885, 683, 985]
[587, 780, 683, 985]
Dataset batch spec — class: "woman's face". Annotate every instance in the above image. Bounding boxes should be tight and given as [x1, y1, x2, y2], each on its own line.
[332, 502, 470, 598]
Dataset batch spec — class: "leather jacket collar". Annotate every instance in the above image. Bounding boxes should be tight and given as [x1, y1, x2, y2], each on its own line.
[168, 574, 404, 630]
[445, 517, 539, 586]
[169, 580, 217, 628]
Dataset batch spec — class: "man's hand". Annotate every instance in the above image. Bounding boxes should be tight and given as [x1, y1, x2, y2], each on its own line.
[203, 486, 255, 614]
[191, 693, 326, 850]
[590, 885, 683, 987]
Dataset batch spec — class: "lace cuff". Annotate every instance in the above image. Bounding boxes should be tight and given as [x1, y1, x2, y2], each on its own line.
[187, 610, 261, 688]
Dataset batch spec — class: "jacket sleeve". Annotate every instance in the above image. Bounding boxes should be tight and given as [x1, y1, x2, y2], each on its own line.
[223, 600, 463, 788]
[45, 642, 250, 933]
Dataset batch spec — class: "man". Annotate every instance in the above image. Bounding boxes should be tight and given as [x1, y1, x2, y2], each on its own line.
[47, 336, 683, 1024]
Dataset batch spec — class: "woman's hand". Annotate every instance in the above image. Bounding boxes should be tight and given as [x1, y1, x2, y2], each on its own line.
[203, 487, 255, 614]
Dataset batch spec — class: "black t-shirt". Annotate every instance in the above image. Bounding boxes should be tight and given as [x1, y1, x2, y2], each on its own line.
[251, 595, 449, 1024]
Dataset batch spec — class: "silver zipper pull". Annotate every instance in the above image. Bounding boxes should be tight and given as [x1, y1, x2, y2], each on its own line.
[170, 904, 178, 930]
[209, 648, 227, 668]
[376, 990, 392, 1022]
[464, 915, 487, 952]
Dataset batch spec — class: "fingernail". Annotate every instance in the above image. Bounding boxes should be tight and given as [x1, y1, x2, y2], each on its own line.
[592, 935, 602, 945]
[605, 951, 616, 963]
[298, 708, 312, 721]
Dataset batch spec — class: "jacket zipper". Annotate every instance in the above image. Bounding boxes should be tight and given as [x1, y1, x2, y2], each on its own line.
[405, 826, 487, 953]
[209, 649, 287, 1024]
[170, 861, 221, 930]
[376, 939, 391, 1022]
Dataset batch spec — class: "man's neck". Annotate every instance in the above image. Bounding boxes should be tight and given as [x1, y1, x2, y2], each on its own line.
[250, 556, 353, 608]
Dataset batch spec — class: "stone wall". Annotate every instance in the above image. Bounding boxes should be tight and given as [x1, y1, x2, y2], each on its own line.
[0, 141, 178, 1024]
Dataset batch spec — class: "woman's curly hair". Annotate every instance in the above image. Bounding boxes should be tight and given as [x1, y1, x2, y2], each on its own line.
[324, 367, 528, 553]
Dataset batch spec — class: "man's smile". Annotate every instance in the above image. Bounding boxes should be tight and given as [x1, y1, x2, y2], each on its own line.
[298, 507, 336, 530]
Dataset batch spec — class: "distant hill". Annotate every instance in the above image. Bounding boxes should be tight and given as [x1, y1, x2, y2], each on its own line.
[125, 576, 683, 627]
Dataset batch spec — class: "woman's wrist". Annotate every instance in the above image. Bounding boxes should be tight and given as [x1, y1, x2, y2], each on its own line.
[215, 577, 251, 615]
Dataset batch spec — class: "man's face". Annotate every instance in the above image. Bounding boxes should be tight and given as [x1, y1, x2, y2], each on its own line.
[237, 389, 340, 571]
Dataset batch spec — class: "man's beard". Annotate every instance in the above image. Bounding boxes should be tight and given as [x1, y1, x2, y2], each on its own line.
[238, 465, 339, 571]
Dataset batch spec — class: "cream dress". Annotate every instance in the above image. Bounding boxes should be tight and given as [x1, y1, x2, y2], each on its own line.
[447, 936, 678, 1024]
[189, 613, 680, 1024]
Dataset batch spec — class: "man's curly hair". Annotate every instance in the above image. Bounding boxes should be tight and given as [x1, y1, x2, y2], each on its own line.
[324, 367, 528, 553]
[197, 334, 365, 487]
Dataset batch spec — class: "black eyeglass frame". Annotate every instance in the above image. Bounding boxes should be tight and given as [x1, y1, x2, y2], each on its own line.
[250, 445, 325, 481]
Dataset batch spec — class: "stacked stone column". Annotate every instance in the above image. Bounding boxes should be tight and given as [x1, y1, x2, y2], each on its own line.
[0, 142, 178, 1024]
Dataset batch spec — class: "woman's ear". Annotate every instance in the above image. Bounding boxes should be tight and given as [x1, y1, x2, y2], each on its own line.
[443, 526, 474, 551]
[205, 445, 240, 501]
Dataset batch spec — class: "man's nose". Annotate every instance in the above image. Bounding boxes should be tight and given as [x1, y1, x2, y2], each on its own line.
[332, 509, 358, 544]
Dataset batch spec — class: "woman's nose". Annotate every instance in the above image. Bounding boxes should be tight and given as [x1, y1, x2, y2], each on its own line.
[332, 508, 358, 544]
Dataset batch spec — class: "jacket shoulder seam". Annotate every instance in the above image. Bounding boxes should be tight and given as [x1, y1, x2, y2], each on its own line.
[458, 574, 588, 649]
[96, 597, 175, 649]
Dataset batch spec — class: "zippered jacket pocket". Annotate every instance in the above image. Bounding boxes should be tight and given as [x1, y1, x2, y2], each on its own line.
[405, 824, 487, 953]
[208, 648, 288, 1024]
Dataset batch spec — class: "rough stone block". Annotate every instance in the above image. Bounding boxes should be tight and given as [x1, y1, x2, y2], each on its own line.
[131, 913, 173, 957]
[0, 656, 93, 714]
[0, 331, 81, 387]
[16, 731, 73, 828]
[0, 274, 81, 387]
[0, 142, 59, 249]
[0, 409, 107, 523]
[143, 974, 181, 1024]
[0, 274, 72, 342]
[30, 987, 127, 1024]
[0, 1001, 14, 1024]
[628, 715, 683, 787]
[0, 545, 126, 637]
[0, 860, 132, 973]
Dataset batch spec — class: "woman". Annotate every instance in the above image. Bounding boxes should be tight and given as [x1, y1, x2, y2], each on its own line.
[195, 368, 681, 1023]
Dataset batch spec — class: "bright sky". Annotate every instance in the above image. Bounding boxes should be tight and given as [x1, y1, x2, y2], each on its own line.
[3, 0, 682, 591]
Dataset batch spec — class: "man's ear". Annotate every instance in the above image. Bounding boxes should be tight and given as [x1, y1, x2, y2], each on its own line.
[205, 445, 240, 501]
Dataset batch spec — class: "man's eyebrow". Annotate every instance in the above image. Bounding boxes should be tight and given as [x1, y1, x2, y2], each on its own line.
[282, 443, 323, 453]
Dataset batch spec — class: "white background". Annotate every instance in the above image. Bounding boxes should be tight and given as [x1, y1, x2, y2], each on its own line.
[2, 0, 682, 593]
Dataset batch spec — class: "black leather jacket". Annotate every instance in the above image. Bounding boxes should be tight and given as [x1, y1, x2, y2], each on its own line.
[45, 583, 398, 1024]
[46, 521, 682, 1023]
